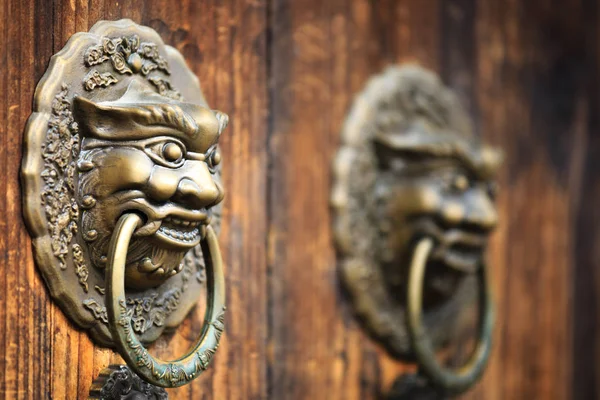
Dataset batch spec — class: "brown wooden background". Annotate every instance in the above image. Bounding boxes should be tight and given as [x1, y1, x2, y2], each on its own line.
[1, 0, 598, 399]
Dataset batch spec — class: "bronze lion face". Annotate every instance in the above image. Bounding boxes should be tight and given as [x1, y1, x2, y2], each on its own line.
[374, 128, 501, 304]
[74, 80, 227, 289]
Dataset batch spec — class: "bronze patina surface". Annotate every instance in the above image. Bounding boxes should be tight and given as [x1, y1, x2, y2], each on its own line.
[332, 65, 501, 395]
[21, 19, 226, 348]
[105, 214, 225, 387]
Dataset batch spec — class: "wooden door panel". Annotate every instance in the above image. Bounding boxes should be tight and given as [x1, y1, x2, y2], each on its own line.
[268, 1, 440, 398]
[0, 0, 597, 399]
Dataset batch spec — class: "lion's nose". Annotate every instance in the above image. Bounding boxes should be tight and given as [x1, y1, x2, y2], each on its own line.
[463, 189, 498, 232]
[173, 177, 224, 209]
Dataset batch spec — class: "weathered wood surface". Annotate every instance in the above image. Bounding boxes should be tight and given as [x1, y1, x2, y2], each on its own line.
[0, 1, 269, 399]
[0, 0, 597, 399]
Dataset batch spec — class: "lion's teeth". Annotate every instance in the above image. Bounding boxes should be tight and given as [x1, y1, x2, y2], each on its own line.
[158, 223, 203, 242]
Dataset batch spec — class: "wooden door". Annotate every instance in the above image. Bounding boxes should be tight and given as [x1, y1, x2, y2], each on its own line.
[0, 1, 597, 399]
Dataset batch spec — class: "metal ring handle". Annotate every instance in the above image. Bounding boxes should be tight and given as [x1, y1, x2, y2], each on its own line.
[106, 213, 226, 388]
[406, 237, 494, 395]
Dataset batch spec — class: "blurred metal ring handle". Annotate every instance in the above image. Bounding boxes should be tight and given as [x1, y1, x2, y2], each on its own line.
[407, 237, 494, 396]
[106, 213, 226, 388]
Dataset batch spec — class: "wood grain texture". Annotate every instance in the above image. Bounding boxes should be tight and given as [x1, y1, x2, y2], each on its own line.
[0, 1, 268, 399]
[0, 0, 598, 399]
[466, 1, 593, 399]
[268, 1, 440, 399]
[269, 0, 599, 399]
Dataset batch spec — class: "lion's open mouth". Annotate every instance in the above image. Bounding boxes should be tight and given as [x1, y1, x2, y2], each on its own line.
[119, 198, 212, 249]
[443, 242, 484, 272]
[419, 222, 488, 273]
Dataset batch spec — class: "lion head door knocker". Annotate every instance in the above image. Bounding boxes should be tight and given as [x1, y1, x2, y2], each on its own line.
[22, 20, 227, 391]
[332, 66, 502, 398]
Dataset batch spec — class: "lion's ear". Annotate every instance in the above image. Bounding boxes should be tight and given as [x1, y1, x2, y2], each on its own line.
[73, 95, 145, 138]
[214, 111, 229, 135]
[73, 95, 103, 138]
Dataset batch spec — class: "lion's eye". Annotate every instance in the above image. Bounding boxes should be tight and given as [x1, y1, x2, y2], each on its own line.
[438, 171, 470, 193]
[144, 139, 187, 168]
[162, 142, 184, 163]
[206, 146, 221, 172]
[452, 174, 470, 192]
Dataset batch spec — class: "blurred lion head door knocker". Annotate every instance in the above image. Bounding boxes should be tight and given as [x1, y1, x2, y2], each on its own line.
[22, 19, 227, 391]
[331, 66, 502, 398]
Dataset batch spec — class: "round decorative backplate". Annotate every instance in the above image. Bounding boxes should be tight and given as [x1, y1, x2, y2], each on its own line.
[22, 19, 224, 347]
